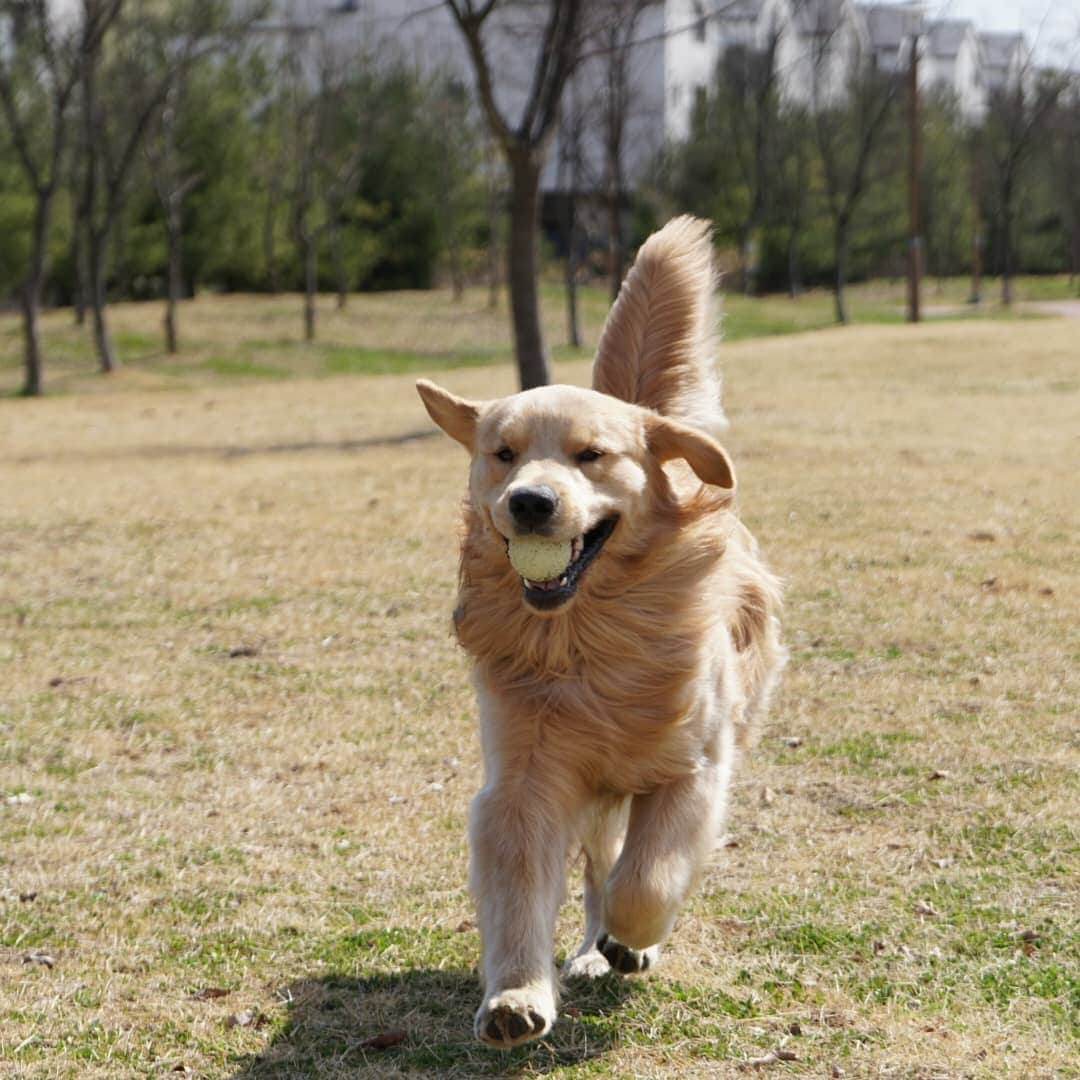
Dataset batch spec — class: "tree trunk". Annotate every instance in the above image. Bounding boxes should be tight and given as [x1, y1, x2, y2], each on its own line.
[164, 242, 180, 355]
[331, 220, 347, 311]
[164, 202, 182, 354]
[486, 144, 501, 312]
[833, 217, 850, 325]
[263, 190, 280, 293]
[562, 195, 581, 349]
[740, 220, 758, 297]
[303, 233, 317, 342]
[89, 229, 118, 373]
[20, 198, 51, 396]
[1000, 187, 1014, 307]
[787, 224, 802, 298]
[72, 217, 88, 326]
[1072, 222, 1080, 296]
[448, 234, 465, 302]
[607, 179, 623, 302]
[20, 285, 44, 397]
[506, 150, 550, 390]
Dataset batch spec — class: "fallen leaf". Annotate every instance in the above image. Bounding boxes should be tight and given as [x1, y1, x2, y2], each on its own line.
[225, 1010, 266, 1029]
[358, 1029, 406, 1050]
[741, 1048, 798, 1068]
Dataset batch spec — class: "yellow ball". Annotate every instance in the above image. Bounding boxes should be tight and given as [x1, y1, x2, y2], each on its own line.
[507, 537, 572, 582]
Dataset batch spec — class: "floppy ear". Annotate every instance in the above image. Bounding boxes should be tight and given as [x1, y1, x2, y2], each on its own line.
[416, 379, 479, 451]
[646, 413, 736, 491]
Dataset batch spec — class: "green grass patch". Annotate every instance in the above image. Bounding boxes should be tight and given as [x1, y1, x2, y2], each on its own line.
[322, 346, 499, 376]
[201, 355, 290, 379]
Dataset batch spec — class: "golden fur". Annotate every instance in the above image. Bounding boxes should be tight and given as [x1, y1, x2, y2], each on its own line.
[416, 216, 785, 1049]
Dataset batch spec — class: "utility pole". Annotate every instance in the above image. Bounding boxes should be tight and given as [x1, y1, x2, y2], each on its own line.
[907, 30, 922, 323]
[969, 132, 983, 304]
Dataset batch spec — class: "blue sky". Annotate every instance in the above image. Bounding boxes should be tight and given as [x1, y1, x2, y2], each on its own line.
[929, 0, 1080, 65]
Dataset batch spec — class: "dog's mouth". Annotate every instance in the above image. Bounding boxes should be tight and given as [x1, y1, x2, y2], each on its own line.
[510, 516, 618, 611]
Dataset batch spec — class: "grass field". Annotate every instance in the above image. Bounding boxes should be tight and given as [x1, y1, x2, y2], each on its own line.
[1, 273, 1071, 397]
[0, 295, 1077, 1078]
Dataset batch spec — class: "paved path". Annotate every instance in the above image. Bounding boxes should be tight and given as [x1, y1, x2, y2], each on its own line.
[1022, 299, 1080, 318]
[918, 299, 1080, 319]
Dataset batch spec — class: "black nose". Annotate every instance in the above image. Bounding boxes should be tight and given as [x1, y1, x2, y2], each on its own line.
[509, 486, 559, 530]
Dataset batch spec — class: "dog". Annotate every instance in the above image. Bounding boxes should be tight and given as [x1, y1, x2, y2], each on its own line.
[416, 216, 785, 1049]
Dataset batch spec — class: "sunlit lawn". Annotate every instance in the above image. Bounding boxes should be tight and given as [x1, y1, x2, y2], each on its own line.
[0, 291, 1077, 1078]
[1, 273, 1073, 395]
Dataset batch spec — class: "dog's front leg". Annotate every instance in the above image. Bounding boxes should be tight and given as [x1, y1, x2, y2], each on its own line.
[599, 758, 729, 973]
[469, 781, 570, 1048]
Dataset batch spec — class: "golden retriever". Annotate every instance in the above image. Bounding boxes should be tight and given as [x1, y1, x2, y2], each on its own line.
[416, 216, 785, 1049]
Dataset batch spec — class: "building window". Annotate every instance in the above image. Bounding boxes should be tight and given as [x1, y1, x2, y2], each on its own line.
[693, 1, 706, 43]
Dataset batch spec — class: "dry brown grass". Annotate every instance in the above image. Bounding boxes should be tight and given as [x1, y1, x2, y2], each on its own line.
[1, 314, 1077, 1078]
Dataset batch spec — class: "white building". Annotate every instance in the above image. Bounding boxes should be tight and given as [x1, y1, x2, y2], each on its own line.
[922, 19, 985, 119]
[260, 0, 1032, 192]
[978, 30, 1031, 94]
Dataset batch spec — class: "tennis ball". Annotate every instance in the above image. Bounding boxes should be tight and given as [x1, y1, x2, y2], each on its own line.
[507, 537, 573, 582]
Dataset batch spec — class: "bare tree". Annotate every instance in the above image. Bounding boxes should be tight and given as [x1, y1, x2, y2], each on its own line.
[482, 133, 505, 310]
[430, 73, 482, 303]
[145, 81, 203, 354]
[772, 103, 812, 297]
[589, 0, 651, 301]
[443, 0, 584, 390]
[712, 24, 784, 296]
[555, 74, 588, 347]
[810, 20, 902, 323]
[0, 0, 119, 395]
[1048, 83, 1080, 292]
[276, 25, 367, 341]
[77, 0, 230, 374]
[979, 67, 1068, 306]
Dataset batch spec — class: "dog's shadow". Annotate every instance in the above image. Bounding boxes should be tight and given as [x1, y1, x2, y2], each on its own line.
[230, 966, 639, 1077]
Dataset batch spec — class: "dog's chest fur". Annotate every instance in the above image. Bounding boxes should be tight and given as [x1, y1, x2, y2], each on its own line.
[454, 510, 736, 792]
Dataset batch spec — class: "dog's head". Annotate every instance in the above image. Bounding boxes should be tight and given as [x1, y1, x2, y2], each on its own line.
[417, 379, 736, 614]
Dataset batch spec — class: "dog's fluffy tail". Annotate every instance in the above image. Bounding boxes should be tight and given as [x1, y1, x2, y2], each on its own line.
[591, 215, 725, 433]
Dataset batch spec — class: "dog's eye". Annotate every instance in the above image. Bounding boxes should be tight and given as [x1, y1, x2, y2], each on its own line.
[494, 447, 515, 463]
[577, 448, 604, 464]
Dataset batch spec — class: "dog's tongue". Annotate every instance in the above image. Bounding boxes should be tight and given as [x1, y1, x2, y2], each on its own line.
[525, 575, 564, 591]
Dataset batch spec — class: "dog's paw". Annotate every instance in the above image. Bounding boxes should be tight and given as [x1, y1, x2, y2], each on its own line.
[596, 932, 660, 975]
[562, 948, 611, 979]
[475, 988, 554, 1049]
